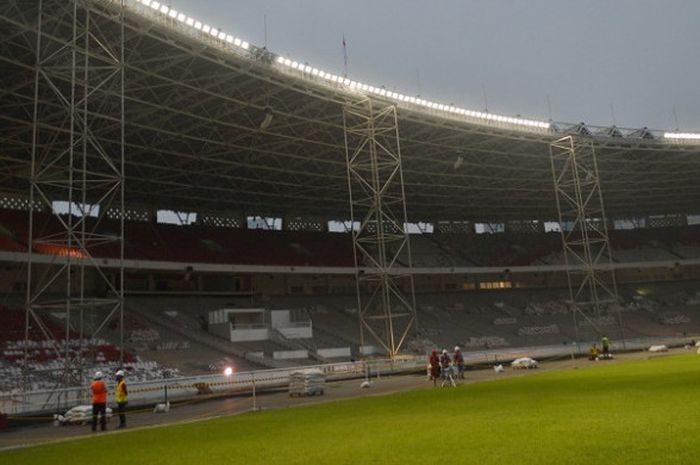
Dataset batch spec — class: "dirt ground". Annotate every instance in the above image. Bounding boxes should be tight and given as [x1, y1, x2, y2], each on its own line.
[0, 347, 689, 451]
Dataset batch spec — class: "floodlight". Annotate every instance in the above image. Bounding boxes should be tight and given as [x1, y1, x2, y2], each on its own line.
[664, 132, 700, 140]
[194, 21, 202, 30]
[159, 5, 168, 14]
[185, 17, 194, 26]
[177, 13, 185, 21]
[223, 367, 233, 376]
[233, 38, 241, 46]
[150, 1, 160, 10]
[168, 9, 177, 18]
[241, 41, 249, 50]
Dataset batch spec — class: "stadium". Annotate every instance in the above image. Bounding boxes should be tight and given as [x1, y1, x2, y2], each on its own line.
[1, 0, 700, 463]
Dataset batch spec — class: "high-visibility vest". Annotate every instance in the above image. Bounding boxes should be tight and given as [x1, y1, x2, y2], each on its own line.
[115, 379, 128, 403]
[91, 380, 108, 404]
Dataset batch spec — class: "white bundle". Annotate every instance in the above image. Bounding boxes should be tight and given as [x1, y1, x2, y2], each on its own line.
[511, 357, 539, 369]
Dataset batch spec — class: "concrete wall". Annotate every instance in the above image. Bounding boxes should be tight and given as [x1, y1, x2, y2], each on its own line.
[270, 310, 291, 328]
[272, 349, 308, 360]
[360, 345, 379, 356]
[317, 347, 351, 358]
[230, 328, 270, 342]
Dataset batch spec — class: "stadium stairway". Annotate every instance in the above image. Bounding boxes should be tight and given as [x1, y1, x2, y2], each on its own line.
[127, 301, 274, 369]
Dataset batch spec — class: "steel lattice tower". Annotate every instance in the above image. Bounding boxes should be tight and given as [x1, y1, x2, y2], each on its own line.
[24, 0, 125, 407]
[549, 135, 624, 341]
[343, 98, 417, 358]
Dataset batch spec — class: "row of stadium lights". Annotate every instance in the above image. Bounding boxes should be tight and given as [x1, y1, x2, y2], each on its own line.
[135, 0, 250, 50]
[133, 0, 699, 141]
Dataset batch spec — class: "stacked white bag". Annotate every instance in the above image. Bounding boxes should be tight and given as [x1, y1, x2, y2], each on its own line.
[289, 368, 325, 396]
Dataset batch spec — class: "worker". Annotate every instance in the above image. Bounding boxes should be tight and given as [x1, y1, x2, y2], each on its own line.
[91, 371, 108, 432]
[115, 370, 128, 429]
[601, 335, 610, 356]
[440, 349, 455, 387]
[589, 343, 599, 360]
[428, 349, 440, 387]
[453, 346, 465, 379]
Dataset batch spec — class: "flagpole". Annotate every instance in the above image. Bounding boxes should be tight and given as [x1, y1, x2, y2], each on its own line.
[342, 34, 348, 77]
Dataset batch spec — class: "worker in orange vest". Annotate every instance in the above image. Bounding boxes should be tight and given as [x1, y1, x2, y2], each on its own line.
[115, 370, 128, 428]
[91, 371, 108, 431]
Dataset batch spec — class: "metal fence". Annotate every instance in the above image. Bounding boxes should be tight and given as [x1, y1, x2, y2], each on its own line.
[1, 334, 694, 417]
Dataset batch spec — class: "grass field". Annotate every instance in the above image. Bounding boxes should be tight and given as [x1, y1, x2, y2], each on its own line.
[4, 354, 699, 465]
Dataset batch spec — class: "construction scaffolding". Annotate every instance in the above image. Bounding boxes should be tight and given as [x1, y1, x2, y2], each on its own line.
[549, 135, 623, 341]
[343, 98, 417, 358]
[24, 0, 125, 403]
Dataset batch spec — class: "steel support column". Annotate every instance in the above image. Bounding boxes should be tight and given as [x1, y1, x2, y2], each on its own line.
[549, 136, 623, 341]
[343, 98, 417, 358]
[25, 0, 125, 406]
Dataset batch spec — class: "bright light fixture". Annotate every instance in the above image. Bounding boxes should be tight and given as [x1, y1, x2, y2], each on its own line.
[135, 0, 551, 131]
[223, 367, 233, 376]
[664, 132, 700, 140]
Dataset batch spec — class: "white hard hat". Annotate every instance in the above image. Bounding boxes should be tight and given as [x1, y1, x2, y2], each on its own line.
[94, 371, 103, 379]
[454, 346, 460, 352]
[442, 349, 448, 354]
[116, 370, 125, 377]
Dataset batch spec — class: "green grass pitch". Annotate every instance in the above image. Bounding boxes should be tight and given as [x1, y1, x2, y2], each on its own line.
[4, 353, 699, 464]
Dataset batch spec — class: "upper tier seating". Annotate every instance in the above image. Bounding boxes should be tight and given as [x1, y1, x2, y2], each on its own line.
[1, 209, 699, 267]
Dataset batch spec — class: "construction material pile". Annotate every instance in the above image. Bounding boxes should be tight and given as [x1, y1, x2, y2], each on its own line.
[289, 368, 325, 397]
[55, 405, 113, 425]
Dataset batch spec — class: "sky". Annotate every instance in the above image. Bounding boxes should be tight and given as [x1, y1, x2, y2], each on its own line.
[167, 0, 700, 131]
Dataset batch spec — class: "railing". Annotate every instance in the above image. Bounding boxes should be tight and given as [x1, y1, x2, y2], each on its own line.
[0, 334, 694, 417]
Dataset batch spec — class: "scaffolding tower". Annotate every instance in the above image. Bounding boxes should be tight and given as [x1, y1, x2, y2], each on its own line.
[24, 0, 125, 404]
[549, 135, 623, 342]
[342, 98, 417, 358]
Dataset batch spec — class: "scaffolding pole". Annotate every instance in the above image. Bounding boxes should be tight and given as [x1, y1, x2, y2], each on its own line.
[343, 98, 417, 358]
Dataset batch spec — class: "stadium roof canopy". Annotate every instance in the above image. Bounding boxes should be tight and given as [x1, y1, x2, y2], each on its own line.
[2, 0, 700, 223]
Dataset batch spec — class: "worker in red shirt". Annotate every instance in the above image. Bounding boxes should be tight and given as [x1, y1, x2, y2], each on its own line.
[428, 349, 440, 387]
[453, 346, 465, 379]
[91, 371, 108, 431]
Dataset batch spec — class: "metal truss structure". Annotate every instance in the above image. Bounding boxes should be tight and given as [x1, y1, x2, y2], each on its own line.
[2, 1, 699, 228]
[19, 0, 125, 400]
[343, 98, 417, 357]
[549, 136, 623, 340]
